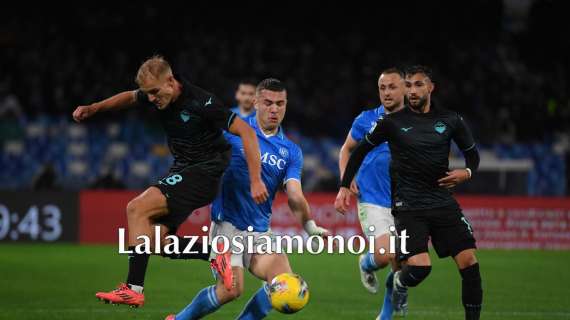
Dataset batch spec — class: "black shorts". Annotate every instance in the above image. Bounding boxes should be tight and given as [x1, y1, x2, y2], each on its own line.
[152, 166, 222, 234]
[393, 204, 476, 261]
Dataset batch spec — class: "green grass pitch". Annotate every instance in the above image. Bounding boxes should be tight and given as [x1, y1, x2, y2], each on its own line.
[2, 244, 570, 319]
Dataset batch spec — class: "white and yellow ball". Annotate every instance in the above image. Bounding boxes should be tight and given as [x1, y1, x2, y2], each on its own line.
[269, 273, 309, 314]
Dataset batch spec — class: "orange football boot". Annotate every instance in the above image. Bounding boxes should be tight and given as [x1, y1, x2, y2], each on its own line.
[95, 283, 144, 308]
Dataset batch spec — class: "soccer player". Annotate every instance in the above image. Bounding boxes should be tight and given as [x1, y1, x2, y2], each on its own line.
[231, 79, 257, 119]
[338, 67, 407, 319]
[72, 55, 269, 307]
[165, 78, 329, 320]
[335, 66, 483, 320]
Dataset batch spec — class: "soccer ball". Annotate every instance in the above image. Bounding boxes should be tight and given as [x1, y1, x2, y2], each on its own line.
[268, 273, 309, 314]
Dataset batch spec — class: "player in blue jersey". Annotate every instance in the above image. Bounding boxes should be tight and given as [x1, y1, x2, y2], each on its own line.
[231, 79, 257, 119]
[338, 68, 408, 319]
[165, 78, 329, 320]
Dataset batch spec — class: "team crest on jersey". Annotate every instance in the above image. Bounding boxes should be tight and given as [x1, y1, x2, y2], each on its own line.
[279, 147, 289, 158]
[180, 110, 191, 122]
[434, 121, 446, 134]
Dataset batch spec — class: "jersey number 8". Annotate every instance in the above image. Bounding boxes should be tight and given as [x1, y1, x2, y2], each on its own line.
[165, 174, 183, 185]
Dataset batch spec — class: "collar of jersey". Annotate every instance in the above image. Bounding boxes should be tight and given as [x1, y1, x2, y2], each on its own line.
[248, 117, 284, 140]
[377, 104, 385, 115]
[406, 102, 436, 116]
[170, 74, 193, 108]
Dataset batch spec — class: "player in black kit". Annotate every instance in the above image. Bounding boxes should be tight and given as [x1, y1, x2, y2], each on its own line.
[72, 55, 269, 307]
[335, 66, 483, 320]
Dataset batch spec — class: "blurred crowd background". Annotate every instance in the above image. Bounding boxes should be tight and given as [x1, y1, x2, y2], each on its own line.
[0, 1, 568, 195]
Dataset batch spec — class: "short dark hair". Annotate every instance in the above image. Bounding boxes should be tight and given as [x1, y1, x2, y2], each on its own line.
[381, 67, 404, 79]
[237, 78, 257, 88]
[256, 78, 286, 94]
[405, 65, 434, 81]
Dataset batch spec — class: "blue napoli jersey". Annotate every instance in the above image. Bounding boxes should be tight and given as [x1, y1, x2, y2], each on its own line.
[350, 105, 391, 208]
[211, 117, 303, 232]
[230, 106, 256, 120]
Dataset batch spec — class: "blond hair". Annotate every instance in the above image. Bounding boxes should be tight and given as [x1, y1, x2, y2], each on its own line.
[135, 55, 172, 86]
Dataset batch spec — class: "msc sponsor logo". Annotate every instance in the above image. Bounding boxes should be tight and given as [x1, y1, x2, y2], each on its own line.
[261, 152, 287, 170]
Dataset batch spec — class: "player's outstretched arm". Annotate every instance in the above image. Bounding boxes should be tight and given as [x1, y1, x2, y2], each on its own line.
[228, 117, 269, 203]
[338, 132, 360, 195]
[285, 180, 330, 237]
[72, 90, 138, 122]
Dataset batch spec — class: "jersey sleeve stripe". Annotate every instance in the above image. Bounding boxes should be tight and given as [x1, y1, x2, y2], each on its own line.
[364, 135, 376, 146]
[226, 112, 237, 129]
[282, 177, 301, 186]
[462, 143, 476, 151]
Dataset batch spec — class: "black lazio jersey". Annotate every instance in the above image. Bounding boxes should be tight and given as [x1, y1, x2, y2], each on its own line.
[136, 77, 237, 173]
[365, 105, 475, 211]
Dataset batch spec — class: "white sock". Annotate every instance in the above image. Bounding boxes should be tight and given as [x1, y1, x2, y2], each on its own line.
[128, 284, 144, 293]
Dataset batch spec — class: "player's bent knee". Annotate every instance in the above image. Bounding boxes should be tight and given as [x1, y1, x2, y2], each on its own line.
[464, 254, 478, 267]
[126, 197, 157, 221]
[374, 234, 392, 268]
[455, 249, 478, 269]
[374, 252, 392, 268]
[126, 198, 142, 218]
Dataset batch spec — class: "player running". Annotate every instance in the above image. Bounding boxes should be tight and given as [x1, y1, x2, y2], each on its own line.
[338, 68, 407, 319]
[165, 78, 329, 320]
[72, 56, 269, 307]
[336, 66, 483, 320]
[231, 79, 257, 119]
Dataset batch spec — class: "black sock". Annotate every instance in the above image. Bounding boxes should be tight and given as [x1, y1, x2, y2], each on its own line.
[399, 265, 431, 287]
[126, 246, 150, 288]
[460, 263, 483, 320]
[161, 236, 211, 261]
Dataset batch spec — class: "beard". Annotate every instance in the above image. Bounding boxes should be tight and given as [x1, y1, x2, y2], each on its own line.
[409, 95, 428, 112]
